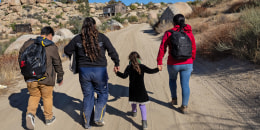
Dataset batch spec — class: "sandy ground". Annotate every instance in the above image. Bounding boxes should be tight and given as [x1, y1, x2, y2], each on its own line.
[0, 23, 259, 130]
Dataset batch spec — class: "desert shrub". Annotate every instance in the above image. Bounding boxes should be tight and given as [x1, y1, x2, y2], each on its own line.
[10, 23, 16, 31]
[112, 14, 126, 23]
[187, 0, 203, 6]
[130, 4, 137, 10]
[56, 14, 62, 19]
[0, 54, 19, 85]
[145, 2, 154, 9]
[226, 0, 260, 13]
[128, 16, 138, 23]
[198, 7, 260, 63]
[192, 23, 209, 33]
[41, 19, 51, 25]
[232, 7, 260, 63]
[187, 7, 212, 18]
[202, 0, 225, 8]
[56, 0, 67, 3]
[43, 8, 48, 12]
[68, 17, 83, 34]
[98, 22, 109, 33]
[197, 24, 236, 60]
[0, 42, 12, 55]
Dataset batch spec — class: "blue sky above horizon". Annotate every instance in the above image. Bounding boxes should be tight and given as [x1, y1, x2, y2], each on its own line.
[0, 0, 195, 6]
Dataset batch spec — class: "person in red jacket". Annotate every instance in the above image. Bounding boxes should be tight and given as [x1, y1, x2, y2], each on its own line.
[157, 14, 196, 114]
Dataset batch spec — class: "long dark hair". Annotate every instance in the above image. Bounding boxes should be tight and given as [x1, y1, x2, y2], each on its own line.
[173, 14, 186, 31]
[129, 51, 141, 75]
[81, 17, 100, 61]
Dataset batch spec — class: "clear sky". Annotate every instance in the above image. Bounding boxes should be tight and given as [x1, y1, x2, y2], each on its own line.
[0, 0, 194, 6]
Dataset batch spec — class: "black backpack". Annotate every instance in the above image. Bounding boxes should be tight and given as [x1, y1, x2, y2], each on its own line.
[168, 29, 192, 60]
[19, 39, 47, 81]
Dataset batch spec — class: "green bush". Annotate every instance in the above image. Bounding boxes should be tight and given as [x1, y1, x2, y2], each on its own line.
[130, 4, 137, 10]
[202, 0, 224, 7]
[232, 7, 260, 63]
[68, 17, 83, 34]
[187, 0, 203, 6]
[43, 8, 48, 12]
[112, 15, 126, 23]
[56, 14, 62, 19]
[10, 23, 16, 31]
[128, 16, 138, 23]
[98, 22, 109, 33]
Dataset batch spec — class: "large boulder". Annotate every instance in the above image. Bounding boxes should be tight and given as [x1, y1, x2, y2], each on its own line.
[159, 2, 192, 23]
[11, 6, 22, 12]
[148, 10, 159, 20]
[55, 28, 74, 40]
[55, 1, 64, 7]
[4, 35, 38, 54]
[108, 20, 124, 29]
[127, 11, 138, 17]
[92, 17, 102, 27]
[20, 0, 36, 5]
[7, 0, 21, 6]
[90, 8, 96, 14]
[154, 3, 161, 9]
[27, 18, 41, 26]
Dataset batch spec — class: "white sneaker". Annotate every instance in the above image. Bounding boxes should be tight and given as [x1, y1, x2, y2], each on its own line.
[26, 113, 35, 130]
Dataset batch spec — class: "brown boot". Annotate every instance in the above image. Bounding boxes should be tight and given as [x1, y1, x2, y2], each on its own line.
[180, 105, 188, 114]
[171, 98, 177, 106]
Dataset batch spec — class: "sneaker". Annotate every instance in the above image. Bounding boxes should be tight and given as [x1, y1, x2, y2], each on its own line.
[95, 121, 105, 126]
[46, 116, 56, 126]
[171, 98, 178, 106]
[180, 105, 188, 114]
[84, 124, 91, 129]
[26, 113, 35, 130]
[132, 111, 137, 117]
[142, 120, 148, 130]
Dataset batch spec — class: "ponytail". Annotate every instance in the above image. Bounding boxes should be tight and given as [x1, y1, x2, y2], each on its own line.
[128, 52, 141, 75]
[173, 14, 186, 31]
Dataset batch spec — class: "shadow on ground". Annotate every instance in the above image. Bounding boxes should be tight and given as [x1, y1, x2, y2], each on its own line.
[8, 88, 82, 129]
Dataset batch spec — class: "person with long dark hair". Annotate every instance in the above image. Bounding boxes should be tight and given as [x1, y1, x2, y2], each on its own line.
[157, 14, 196, 114]
[115, 51, 159, 130]
[64, 17, 120, 129]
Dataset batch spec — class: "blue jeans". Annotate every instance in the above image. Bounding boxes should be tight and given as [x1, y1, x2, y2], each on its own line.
[167, 64, 193, 106]
[79, 67, 108, 128]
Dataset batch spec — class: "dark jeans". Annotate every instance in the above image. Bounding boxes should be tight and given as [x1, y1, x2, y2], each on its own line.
[79, 67, 108, 128]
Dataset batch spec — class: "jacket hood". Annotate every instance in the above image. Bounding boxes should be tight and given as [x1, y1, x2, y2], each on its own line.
[173, 24, 192, 33]
[36, 36, 54, 47]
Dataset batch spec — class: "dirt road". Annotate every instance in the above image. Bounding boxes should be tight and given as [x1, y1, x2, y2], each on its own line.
[1, 23, 259, 130]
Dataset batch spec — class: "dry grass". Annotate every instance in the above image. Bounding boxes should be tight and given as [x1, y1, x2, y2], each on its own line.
[226, 0, 260, 13]
[192, 23, 209, 33]
[197, 23, 237, 60]
[0, 54, 19, 85]
[187, 7, 212, 18]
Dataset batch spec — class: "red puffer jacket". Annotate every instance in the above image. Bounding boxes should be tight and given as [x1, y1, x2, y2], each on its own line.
[157, 24, 196, 65]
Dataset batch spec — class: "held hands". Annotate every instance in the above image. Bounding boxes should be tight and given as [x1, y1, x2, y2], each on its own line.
[114, 66, 120, 73]
[158, 65, 163, 71]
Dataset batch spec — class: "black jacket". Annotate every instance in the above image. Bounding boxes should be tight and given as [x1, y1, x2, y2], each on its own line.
[116, 64, 159, 104]
[64, 33, 120, 71]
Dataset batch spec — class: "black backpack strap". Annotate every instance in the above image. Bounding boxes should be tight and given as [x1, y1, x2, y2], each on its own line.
[167, 30, 175, 33]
